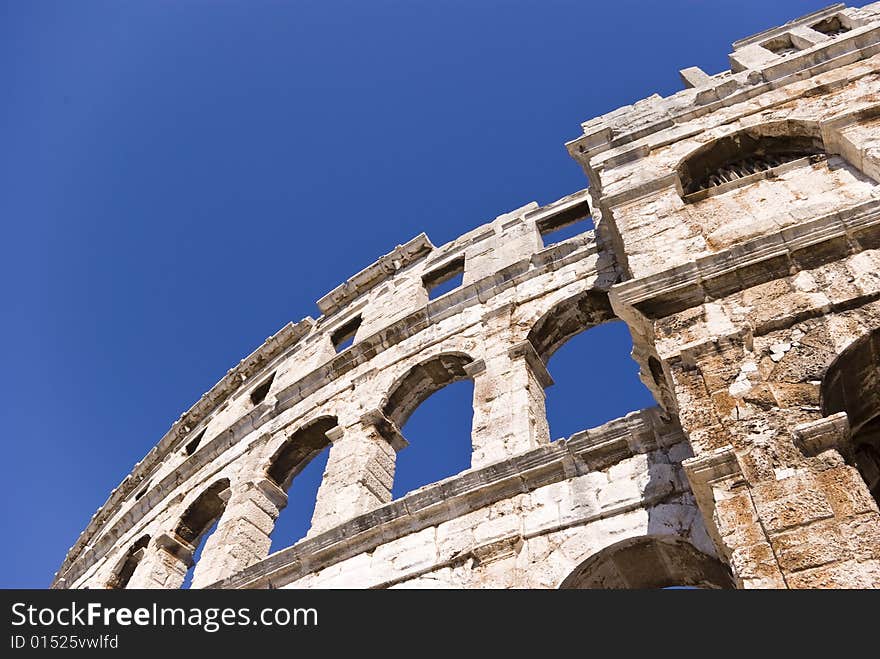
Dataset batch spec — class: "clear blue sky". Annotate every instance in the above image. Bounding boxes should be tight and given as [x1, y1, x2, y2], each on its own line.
[0, 0, 829, 588]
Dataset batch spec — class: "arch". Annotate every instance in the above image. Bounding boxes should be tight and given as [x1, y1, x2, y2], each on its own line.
[105, 534, 150, 589]
[528, 289, 654, 438]
[266, 416, 338, 490]
[677, 120, 825, 196]
[266, 416, 337, 552]
[381, 352, 476, 429]
[526, 290, 615, 363]
[558, 536, 734, 589]
[821, 327, 880, 500]
[391, 377, 474, 499]
[175, 478, 230, 546]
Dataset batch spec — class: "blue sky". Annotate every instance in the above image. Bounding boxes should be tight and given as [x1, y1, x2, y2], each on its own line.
[0, 0, 829, 588]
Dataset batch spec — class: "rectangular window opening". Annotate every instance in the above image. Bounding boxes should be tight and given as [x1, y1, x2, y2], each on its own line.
[134, 480, 151, 501]
[537, 201, 593, 247]
[811, 16, 850, 37]
[423, 256, 465, 301]
[761, 34, 799, 56]
[250, 371, 276, 406]
[331, 315, 362, 353]
[184, 428, 207, 456]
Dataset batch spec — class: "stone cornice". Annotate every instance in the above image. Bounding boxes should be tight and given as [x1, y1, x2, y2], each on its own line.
[508, 340, 554, 388]
[316, 233, 434, 316]
[792, 412, 853, 459]
[610, 198, 880, 320]
[682, 446, 745, 552]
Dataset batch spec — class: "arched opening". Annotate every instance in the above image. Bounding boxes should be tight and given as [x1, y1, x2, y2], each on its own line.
[105, 534, 150, 589]
[382, 353, 474, 429]
[528, 291, 654, 439]
[381, 353, 475, 498]
[392, 379, 474, 499]
[176, 479, 229, 546]
[175, 478, 229, 589]
[266, 416, 337, 552]
[527, 290, 614, 362]
[559, 536, 734, 589]
[821, 328, 880, 504]
[677, 123, 826, 197]
[545, 323, 656, 438]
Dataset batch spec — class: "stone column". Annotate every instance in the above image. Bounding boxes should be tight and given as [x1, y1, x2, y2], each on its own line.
[470, 339, 553, 468]
[309, 413, 405, 535]
[109, 546, 147, 589]
[127, 533, 192, 589]
[189, 478, 288, 588]
[684, 447, 787, 589]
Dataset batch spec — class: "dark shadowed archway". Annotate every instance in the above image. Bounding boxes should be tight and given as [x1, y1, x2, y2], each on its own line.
[527, 290, 615, 363]
[677, 121, 826, 196]
[559, 536, 734, 589]
[176, 478, 230, 547]
[266, 416, 337, 490]
[105, 534, 150, 590]
[821, 327, 880, 502]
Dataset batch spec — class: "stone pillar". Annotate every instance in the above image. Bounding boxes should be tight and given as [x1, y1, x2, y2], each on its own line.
[470, 339, 553, 468]
[108, 546, 147, 589]
[309, 414, 405, 535]
[190, 478, 288, 588]
[684, 447, 786, 589]
[127, 533, 192, 589]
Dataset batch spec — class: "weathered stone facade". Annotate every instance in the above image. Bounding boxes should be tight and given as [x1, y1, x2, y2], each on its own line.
[54, 3, 880, 589]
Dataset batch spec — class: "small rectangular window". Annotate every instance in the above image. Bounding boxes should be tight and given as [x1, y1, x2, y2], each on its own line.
[761, 34, 798, 56]
[250, 371, 276, 405]
[184, 428, 207, 456]
[134, 480, 151, 501]
[331, 315, 362, 353]
[811, 16, 850, 37]
[537, 201, 593, 247]
[423, 256, 465, 300]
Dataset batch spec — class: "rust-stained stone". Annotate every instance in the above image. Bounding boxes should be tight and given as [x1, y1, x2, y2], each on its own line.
[772, 518, 852, 572]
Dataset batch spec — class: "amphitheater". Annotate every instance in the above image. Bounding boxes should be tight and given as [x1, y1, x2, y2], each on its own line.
[54, 3, 880, 589]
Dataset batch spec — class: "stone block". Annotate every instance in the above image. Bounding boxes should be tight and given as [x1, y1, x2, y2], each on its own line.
[772, 519, 851, 572]
[752, 477, 835, 533]
[817, 467, 879, 518]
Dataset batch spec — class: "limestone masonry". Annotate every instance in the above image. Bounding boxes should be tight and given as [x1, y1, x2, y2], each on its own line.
[56, 3, 880, 589]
